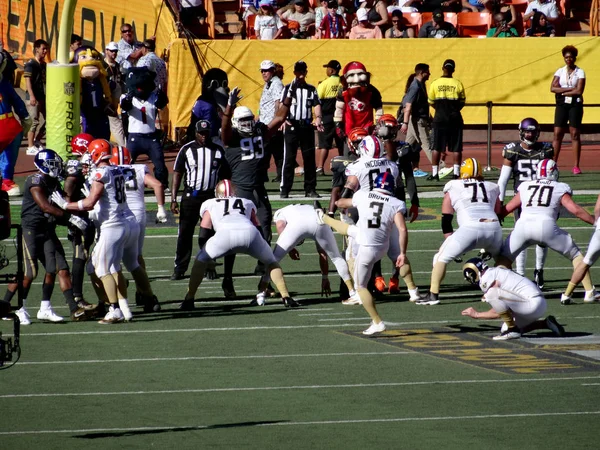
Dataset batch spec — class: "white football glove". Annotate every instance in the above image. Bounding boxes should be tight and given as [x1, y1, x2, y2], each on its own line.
[156, 205, 167, 223]
[50, 191, 68, 210]
[81, 184, 91, 197]
[228, 86, 242, 107]
[68, 215, 87, 232]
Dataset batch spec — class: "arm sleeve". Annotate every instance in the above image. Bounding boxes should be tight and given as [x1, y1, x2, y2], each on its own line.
[497, 165, 513, 202]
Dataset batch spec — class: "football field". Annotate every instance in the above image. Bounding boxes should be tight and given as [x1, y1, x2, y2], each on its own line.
[1, 175, 600, 449]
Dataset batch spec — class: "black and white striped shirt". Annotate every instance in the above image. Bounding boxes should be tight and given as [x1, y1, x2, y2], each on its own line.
[174, 141, 227, 192]
[281, 82, 321, 122]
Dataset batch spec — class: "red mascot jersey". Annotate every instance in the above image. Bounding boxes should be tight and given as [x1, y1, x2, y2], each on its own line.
[340, 85, 383, 135]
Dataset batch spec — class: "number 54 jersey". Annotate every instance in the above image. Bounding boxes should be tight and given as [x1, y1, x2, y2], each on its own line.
[518, 179, 571, 221]
[200, 196, 257, 231]
[444, 179, 500, 227]
[352, 190, 406, 247]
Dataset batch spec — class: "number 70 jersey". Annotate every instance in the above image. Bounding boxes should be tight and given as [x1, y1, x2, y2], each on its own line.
[200, 196, 257, 231]
[444, 179, 500, 227]
[518, 179, 571, 220]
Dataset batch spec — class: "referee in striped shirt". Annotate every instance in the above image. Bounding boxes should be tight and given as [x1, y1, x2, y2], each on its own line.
[170, 120, 231, 280]
[280, 60, 324, 198]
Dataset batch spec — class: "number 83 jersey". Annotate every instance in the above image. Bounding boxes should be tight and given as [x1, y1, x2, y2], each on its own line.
[518, 179, 571, 221]
[444, 179, 500, 227]
[91, 165, 130, 226]
[352, 190, 406, 246]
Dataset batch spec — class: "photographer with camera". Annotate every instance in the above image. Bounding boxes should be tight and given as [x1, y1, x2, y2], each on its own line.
[486, 12, 519, 37]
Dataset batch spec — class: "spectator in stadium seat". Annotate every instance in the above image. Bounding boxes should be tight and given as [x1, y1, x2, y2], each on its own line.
[281, 0, 316, 32]
[418, 9, 458, 37]
[349, 8, 383, 38]
[385, 10, 415, 38]
[255, 1, 285, 39]
[179, 0, 208, 26]
[551, 45, 585, 174]
[359, 0, 390, 28]
[315, 0, 329, 30]
[116, 23, 143, 75]
[523, 0, 560, 25]
[137, 39, 167, 93]
[485, 0, 517, 28]
[387, 0, 420, 14]
[421, 0, 461, 13]
[486, 12, 519, 37]
[524, 11, 556, 37]
[318, 1, 347, 38]
[462, 0, 485, 12]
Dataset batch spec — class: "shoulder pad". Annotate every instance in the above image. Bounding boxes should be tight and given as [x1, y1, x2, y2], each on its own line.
[502, 143, 518, 160]
[29, 173, 44, 185]
[66, 159, 82, 176]
[331, 155, 354, 171]
[442, 180, 454, 194]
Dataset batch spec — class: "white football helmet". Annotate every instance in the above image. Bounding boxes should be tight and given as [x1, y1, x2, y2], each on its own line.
[536, 158, 559, 181]
[357, 135, 383, 159]
[232, 106, 255, 136]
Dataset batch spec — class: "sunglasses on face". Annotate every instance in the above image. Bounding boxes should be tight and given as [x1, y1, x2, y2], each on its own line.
[121, 29, 132, 33]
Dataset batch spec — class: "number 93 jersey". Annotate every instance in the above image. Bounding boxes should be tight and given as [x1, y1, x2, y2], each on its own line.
[91, 165, 130, 226]
[444, 179, 500, 227]
[352, 190, 406, 246]
[517, 179, 571, 221]
[502, 141, 554, 189]
[345, 157, 399, 193]
[200, 196, 257, 231]
[225, 130, 266, 190]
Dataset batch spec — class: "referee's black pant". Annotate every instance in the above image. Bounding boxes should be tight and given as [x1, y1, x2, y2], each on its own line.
[236, 185, 273, 243]
[173, 191, 213, 276]
[281, 123, 316, 195]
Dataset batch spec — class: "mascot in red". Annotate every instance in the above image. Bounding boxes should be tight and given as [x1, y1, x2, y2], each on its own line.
[334, 61, 384, 138]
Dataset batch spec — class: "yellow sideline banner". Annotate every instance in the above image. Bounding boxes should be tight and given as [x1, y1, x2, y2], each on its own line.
[0, 0, 175, 61]
[168, 37, 600, 129]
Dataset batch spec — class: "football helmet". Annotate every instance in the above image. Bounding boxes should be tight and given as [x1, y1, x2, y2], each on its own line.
[518, 117, 540, 146]
[375, 114, 399, 140]
[463, 257, 488, 286]
[88, 139, 112, 164]
[347, 127, 369, 154]
[536, 158, 559, 181]
[460, 157, 482, 180]
[34, 149, 64, 178]
[110, 146, 132, 166]
[373, 172, 395, 195]
[71, 133, 94, 156]
[358, 135, 383, 159]
[232, 106, 255, 136]
[215, 179, 236, 198]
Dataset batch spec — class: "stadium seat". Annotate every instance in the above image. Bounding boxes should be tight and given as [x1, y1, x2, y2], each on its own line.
[457, 12, 491, 37]
[421, 12, 457, 26]
[246, 14, 257, 39]
[402, 12, 422, 34]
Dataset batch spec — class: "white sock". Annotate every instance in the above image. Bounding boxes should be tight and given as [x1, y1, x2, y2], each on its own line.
[118, 299, 130, 310]
[40, 300, 51, 310]
[535, 246, 547, 270]
[432, 166, 439, 176]
[408, 288, 419, 298]
[453, 164, 460, 176]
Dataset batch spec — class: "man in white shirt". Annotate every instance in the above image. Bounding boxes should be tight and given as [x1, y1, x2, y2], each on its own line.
[259, 60, 284, 182]
[523, 0, 561, 24]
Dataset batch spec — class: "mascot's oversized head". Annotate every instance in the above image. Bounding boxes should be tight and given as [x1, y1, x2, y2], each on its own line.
[202, 68, 229, 111]
[125, 67, 157, 101]
[74, 45, 112, 105]
[342, 61, 370, 92]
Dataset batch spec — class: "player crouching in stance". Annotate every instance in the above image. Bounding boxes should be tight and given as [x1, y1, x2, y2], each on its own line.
[316, 172, 408, 335]
[255, 203, 359, 306]
[461, 258, 565, 340]
[52, 139, 141, 324]
[561, 193, 600, 305]
[181, 180, 298, 309]
[496, 159, 599, 302]
[3, 150, 91, 324]
[418, 157, 503, 306]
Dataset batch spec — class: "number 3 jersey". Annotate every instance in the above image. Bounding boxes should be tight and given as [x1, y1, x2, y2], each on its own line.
[502, 141, 554, 190]
[517, 179, 571, 221]
[352, 189, 406, 246]
[90, 165, 132, 227]
[200, 196, 257, 231]
[225, 130, 266, 190]
[443, 179, 500, 227]
[345, 156, 399, 193]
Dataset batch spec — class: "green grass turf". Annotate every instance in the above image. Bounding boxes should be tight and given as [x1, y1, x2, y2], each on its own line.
[1, 186, 600, 449]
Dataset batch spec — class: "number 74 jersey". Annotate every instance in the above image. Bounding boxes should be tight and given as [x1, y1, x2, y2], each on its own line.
[518, 179, 571, 221]
[200, 196, 257, 231]
[444, 179, 500, 227]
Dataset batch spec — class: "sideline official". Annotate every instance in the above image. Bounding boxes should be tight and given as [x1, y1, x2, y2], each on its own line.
[170, 120, 230, 280]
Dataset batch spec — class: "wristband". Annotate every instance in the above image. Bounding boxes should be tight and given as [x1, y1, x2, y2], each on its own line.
[77, 200, 84, 211]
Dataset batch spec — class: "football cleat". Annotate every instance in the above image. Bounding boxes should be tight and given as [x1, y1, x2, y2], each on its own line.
[37, 307, 65, 323]
[70, 307, 91, 322]
[583, 289, 600, 303]
[76, 297, 97, 311]
[143, 295, 161, 313]
[222, 277, 236, 299]
[15, 307, 31, 326]
[118, 299, 133, 322]
[362, 321, 386, 336]
[546, 315, 565, 337]
[179, 297, 196, 311]
[250, 291, 266, 307]
[98, 306, 125, 324]
[560, 294, 572, 305]
[408, 288, 421, 302]
[388, 277, 400, 294]
[493, 326, 521, 341]
[415, 292, 440, 306]
[426, 174, 440, 181]
[438, 167, 454, 179]
[342, 290, 362, 305]
[374, 276, 387, 293]
[534, 269, 545, 289]
[282, 297, 300, 308]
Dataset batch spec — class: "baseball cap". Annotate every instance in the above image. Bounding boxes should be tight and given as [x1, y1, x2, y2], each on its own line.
[106, 42, 119, 51]
[259, 0, 272, 7]
[293, 0, 304, 4]
[323, 60, 341, 72]
[433, 9, 444, 21]
[294, 60, 308, 72]
[356, 8, 368, 22]
[443, 59, 456, 69]
[195, 120, 211, 133]
[326, 0, 337, 7]
[260, 60, 276, 71]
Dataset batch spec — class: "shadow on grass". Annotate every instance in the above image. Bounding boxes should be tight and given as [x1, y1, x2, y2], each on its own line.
[73, 420, 289, 439]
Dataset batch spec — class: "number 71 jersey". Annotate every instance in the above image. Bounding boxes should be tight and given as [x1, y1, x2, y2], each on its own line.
[518, 179, 571, 220]
[444, 179, 500, 227]
[200, 196, 257, 231]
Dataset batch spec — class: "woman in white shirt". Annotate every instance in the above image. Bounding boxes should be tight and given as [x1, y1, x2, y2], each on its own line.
[254, 1, 284, 40]
[550, 45, 586, 175]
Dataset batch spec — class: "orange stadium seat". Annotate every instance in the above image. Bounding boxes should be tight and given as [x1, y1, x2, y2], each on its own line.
[457, 12, 491, 37]
[402, 12, 422, 34]
[421, 12, 457, 26]
[246, 14, 257, 39]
